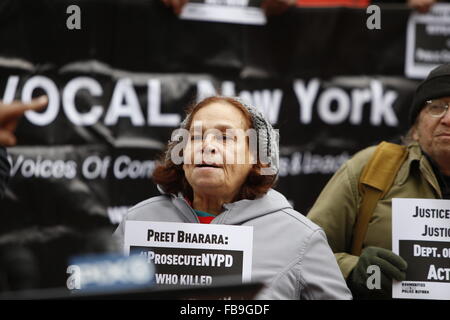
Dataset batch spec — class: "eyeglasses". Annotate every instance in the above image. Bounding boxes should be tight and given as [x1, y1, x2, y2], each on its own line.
[425, 100, 450, 118]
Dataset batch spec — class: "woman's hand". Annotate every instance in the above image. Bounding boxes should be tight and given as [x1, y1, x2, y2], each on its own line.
[261, 0, 296, 16]
[0, 96, 48, 146]
[408, 0, 436, 13]
[161, 0, 189, 15]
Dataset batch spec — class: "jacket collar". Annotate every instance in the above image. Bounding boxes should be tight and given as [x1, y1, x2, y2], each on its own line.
[171, 192, 200, 223]
[397, 142, 442, 197]
[156, 185, 199, 223]
[160, 187, 293, 225]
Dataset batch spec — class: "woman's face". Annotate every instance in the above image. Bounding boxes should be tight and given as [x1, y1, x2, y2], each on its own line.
[182, 101, 254, 199]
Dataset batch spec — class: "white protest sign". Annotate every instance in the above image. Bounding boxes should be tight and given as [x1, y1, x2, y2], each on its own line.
[179, 0, 266, 25]
[392, 198, 450, 300]
[405, 4, 450, 79]
[124, 221, 253, 287]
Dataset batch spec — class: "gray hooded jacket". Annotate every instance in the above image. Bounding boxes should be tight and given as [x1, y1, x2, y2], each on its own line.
[113, 189, 352, 300]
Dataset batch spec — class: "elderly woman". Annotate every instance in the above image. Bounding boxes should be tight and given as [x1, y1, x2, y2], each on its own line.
[113, 96, 351, 299]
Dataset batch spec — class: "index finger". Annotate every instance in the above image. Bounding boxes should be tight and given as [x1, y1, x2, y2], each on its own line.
[377, 248, 408, 271]
[0, 96, 48, 120]
[19, 95, 48, 112]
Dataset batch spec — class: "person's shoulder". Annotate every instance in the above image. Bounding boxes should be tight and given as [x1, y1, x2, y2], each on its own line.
[261, 190, 322, 234]
[129, 195, 171, 210]
[126, 195, 173, 220]
[273, 209, 334, 256]
[346, 142, 412, 177]
[340, 144, 378, 177]
[348, 145, 377, 166]
[278, 208, 322, 235]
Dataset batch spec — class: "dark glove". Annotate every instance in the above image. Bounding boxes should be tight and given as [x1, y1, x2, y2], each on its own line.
[348, 246, 408, 299]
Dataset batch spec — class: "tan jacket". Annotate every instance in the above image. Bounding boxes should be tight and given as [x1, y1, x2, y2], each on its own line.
[307, 142, 442, 279]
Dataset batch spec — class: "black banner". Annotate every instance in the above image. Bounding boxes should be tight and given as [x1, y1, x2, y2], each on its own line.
[0, 0, 424, 290]
[0, 70, 419, 227]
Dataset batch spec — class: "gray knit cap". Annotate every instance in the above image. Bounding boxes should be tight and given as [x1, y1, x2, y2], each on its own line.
[168, 96, 279, 176]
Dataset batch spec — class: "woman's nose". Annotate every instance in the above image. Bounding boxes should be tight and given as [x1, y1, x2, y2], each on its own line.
[202, 134, 218, 153]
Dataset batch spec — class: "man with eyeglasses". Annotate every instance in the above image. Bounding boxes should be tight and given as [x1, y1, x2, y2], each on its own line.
[307, 63, 450, 299]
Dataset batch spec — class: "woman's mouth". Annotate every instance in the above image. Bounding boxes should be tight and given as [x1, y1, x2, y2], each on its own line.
[195, 164, 221, 168]
[194, 162, 223, 170]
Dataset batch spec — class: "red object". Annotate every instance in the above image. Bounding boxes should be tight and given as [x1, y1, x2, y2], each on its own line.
[185, 197, 216, 224]
[296, 0, 369, 7]
[197, 216, 215, 224]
